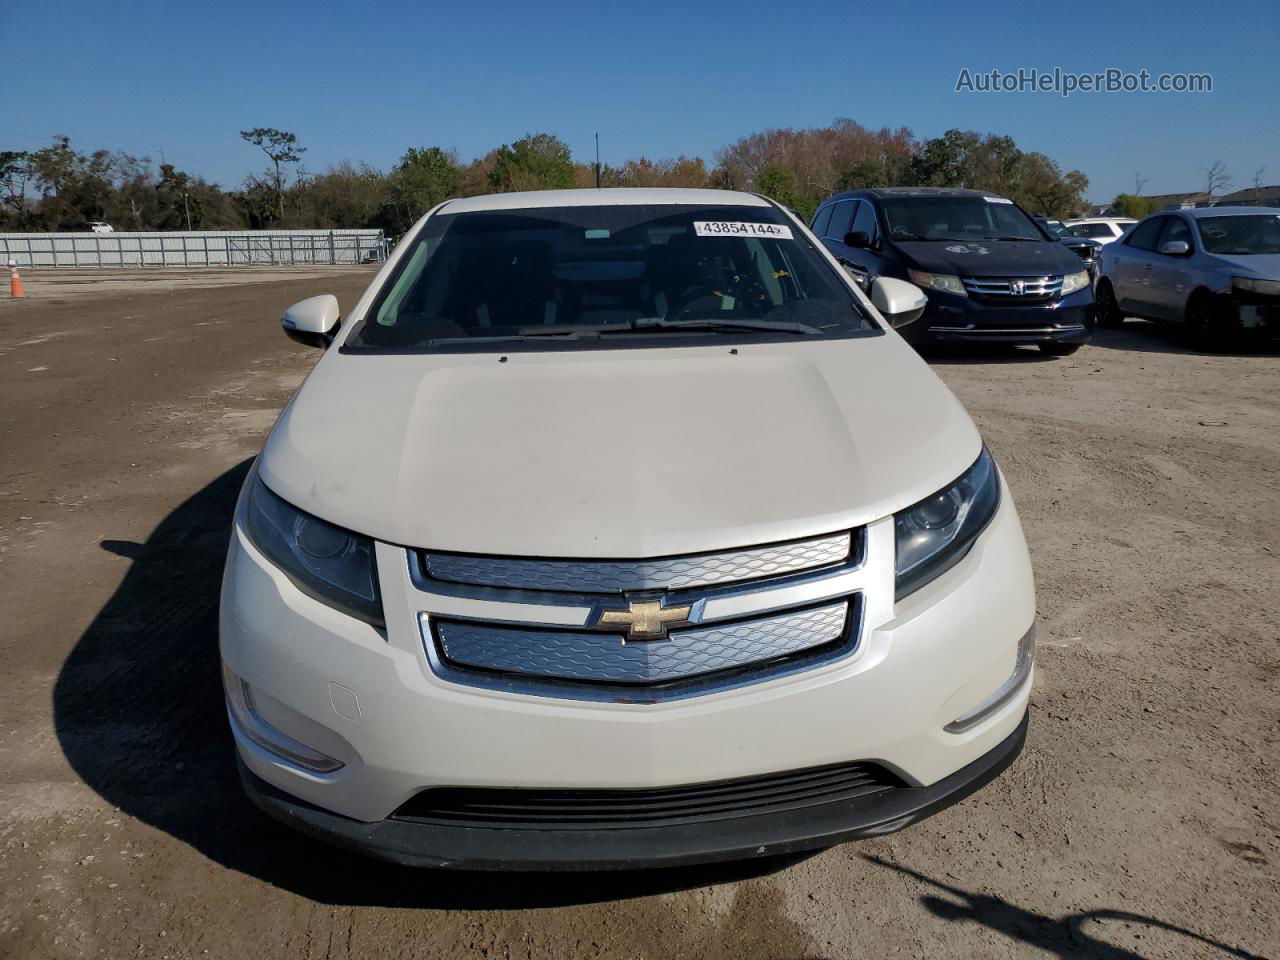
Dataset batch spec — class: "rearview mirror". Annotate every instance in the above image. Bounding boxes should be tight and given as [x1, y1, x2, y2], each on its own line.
[1158, 240, 1190, 257]
[282, 294, 341, 348]
[843, 231, 871, 249]
[871, 277, 928, 329]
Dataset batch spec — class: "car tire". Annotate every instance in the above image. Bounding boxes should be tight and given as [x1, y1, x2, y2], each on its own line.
[1184, 292, 1232, 352]
[1039, 343, 1081, 356]
[1096, 280, 1123, 328]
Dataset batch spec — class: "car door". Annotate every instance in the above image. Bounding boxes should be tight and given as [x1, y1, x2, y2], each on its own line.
[838, 199, 881, 289]
[821, 200, 868, 289]
[1111, 217, 1166, 315]
[1146, 216, 1196, 320]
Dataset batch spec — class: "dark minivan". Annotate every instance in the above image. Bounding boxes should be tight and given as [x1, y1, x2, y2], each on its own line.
[811, 188, 1095, 354]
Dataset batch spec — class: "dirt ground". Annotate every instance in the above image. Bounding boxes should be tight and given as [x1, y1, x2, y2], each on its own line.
[1, 270, 1276, 960]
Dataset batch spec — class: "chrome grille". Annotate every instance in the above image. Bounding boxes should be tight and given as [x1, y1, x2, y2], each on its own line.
[412, 529, 869, 702]
[434, 602, 849, 686]
[423, 531, 852, 593]
[962, 275, 1063, 300]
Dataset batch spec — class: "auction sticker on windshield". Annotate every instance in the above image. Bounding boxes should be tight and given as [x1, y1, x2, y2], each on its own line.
[694, 221, 794, 239]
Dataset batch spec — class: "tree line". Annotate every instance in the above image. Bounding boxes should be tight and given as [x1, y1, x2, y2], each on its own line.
[1, 119, 1093, 235]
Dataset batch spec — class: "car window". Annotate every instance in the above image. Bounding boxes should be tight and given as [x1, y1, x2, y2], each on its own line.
[879, 196, 1043, 241]
[1195, 215, 1280, 255]
[1072, 223, 1114, 239]
[811, 205, 833, 238]
[345, 203, 877, 352]
[850, 200, 878, 241]
[1125, 218, 1166, 251]
[1158, 217, 1192, 249]
[825, 201, 854, 239]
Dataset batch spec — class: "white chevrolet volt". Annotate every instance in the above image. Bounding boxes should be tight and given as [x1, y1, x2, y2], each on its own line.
[221, 188, 1036, 869]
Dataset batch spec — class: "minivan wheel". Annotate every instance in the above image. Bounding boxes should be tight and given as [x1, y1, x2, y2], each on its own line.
[1039, 343, 1081, 356]
[1096, 280, 1122, 328]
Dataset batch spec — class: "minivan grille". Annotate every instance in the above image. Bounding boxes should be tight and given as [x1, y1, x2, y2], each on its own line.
[392, 761, 903, 829]
[962, 275, 1063, 302]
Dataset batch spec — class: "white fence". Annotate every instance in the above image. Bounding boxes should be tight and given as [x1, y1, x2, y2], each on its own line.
[0, 229, 387, 268]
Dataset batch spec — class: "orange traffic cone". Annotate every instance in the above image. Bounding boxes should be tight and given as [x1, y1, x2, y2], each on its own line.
[8, 260, 25, 299]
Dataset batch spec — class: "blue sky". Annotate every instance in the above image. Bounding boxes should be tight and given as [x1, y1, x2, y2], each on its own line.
[4, 0, 1277, 201]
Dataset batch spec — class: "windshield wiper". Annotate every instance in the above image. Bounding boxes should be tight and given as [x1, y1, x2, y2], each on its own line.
[427, 330, 596, 345]
[518, 317, 822, 337]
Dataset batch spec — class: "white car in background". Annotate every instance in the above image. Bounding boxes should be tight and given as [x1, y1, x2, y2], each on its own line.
[221, 188, 1036, 869]
[1064, 217, 1136, 244]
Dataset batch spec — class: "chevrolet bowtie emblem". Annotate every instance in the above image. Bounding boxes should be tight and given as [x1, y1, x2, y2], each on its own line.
[598, 600, 692, 640]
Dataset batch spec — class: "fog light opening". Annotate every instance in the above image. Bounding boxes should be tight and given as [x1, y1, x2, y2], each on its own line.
[945, 625, 1035, 734]
[223, 665, 343, 774]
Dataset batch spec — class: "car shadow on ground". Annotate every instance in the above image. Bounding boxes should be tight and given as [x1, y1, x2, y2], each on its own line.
[861, 857, 1266, 959]
[52, 459, 816, 908]
[1087, 320, 1280, 357]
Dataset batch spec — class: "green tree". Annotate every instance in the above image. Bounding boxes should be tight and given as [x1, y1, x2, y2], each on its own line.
[387, 147, 458, 232]
[1110, 194, 1158, 218]
[1012, 153, 1089, 218]
[239, 127, 305, 222]
[910, 130, 980, 187]
[756, 164, 810, 219]
[489, 133, 574, 192]
[837, 158, 889, 191]
[0, 150, 35, 228]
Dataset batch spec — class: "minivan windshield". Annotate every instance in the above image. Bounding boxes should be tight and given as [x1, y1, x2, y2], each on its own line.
[1195, 214, 1280, 255]
[879, 196, 1044, 242]
[346, 203, 875, 352]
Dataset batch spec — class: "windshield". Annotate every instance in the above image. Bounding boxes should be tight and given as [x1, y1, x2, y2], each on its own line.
[346, 203, 875, 352]
[879, 196, 1044, 242]
[1195, 215, 1280, 255]
[1040, 219, 1069, 238]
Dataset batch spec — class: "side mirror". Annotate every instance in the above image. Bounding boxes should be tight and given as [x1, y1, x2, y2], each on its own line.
[871, 277, 928, 329]
[282, 294, 340, 348]
[1158, 240, 1190, 257]
[843, 230, 871, 249]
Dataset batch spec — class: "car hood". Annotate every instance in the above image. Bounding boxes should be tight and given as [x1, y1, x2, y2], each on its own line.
[1211, 253, 1280, 278]
[258, 336, 982, 557]
[896, 239, 1081, 276]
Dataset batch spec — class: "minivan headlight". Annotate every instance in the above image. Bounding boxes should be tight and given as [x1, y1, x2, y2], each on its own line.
[1060, 270, 1090, 296]
[244, 478, 384, 626]
[907, 269, 967, 297]
[895, 449, 1000, 600]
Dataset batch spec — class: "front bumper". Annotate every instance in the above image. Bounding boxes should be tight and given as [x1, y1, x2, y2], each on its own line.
[220, 479, 1036, 868]
[900, 287, 1095, 345]
[237, 710, 1028, 870]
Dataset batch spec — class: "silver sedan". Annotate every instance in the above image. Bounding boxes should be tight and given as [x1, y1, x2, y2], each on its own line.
[1096, 206, 1280, 348]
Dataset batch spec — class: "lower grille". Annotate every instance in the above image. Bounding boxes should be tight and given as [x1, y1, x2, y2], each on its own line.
[392, 761, 903, 829]
[434, 602, 849, 686]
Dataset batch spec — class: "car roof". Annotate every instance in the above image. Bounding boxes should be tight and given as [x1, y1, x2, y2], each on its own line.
[1178, 205, 1280, 218]
[441, 188, 770, 214]
[826, 187, 1010, 204]
[1065, 217, 1135, 224]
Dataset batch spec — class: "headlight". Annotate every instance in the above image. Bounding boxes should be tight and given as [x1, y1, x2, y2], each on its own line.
[1060, 270, 1090, 296]
[895, 449, 1000, 600]
[907, 269, 967, 297]
[244, 477, 384, 626]
[1233, 276, 1280, 296]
